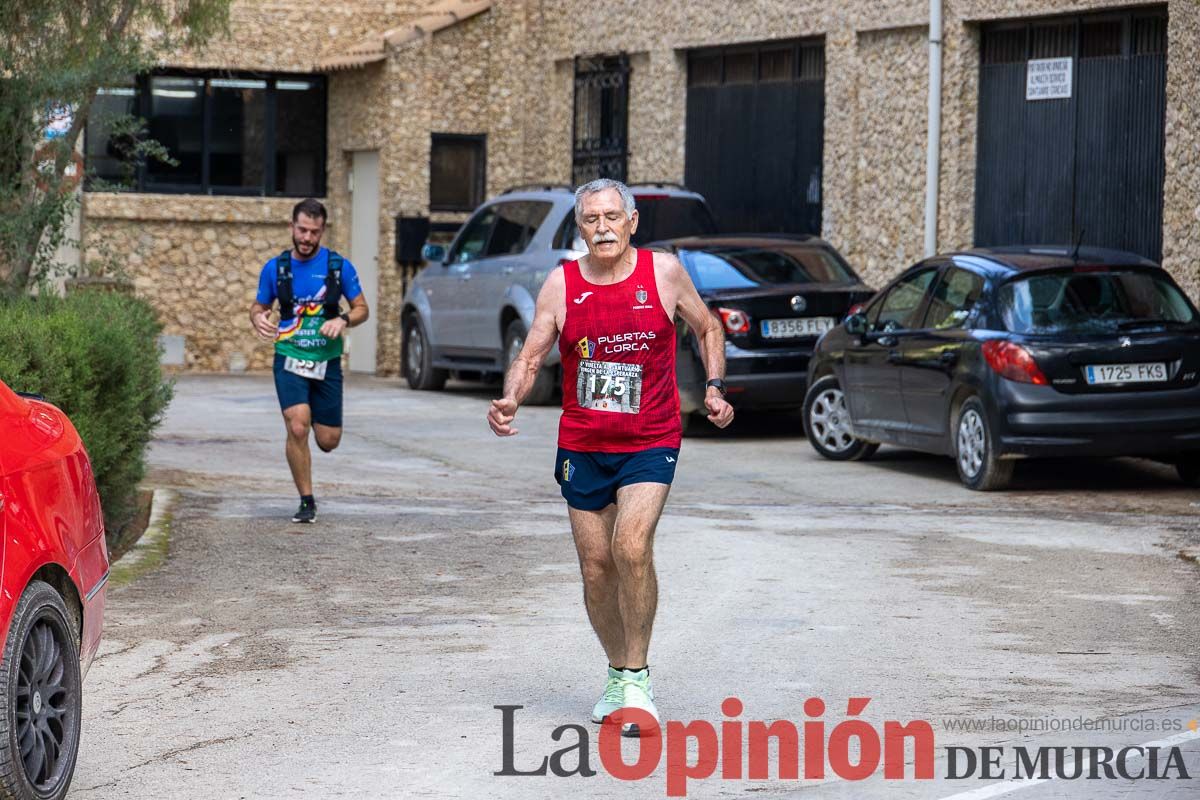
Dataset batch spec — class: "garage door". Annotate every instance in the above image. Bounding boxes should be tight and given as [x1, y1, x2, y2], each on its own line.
[685, 39, 824, 235]
[975, 9, 1167, 261]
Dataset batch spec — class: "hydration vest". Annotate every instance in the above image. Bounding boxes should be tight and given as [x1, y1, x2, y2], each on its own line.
[275, 249, 343, 322]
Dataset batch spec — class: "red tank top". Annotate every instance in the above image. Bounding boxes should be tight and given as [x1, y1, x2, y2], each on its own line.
[558, 248, 681, 452]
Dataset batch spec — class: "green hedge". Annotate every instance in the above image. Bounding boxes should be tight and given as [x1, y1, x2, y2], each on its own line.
[0, 291, 172, 535]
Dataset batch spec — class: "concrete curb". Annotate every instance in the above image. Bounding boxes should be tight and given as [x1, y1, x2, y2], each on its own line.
[109, 488, 176, 588]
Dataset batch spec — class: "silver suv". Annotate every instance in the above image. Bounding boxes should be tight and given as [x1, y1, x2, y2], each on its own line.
[401, 183, 717, 403]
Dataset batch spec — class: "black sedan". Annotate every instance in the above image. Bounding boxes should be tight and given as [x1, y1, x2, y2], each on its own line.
[803, 246, 1200, 490]
[650, 235, 874, 421]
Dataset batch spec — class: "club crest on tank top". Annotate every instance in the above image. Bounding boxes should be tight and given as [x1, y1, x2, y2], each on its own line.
[558, 248, 681, 453]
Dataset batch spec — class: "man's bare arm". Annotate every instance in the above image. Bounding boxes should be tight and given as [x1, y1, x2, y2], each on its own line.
[663, 255, 735, 428]
[488, 268, 564, 436]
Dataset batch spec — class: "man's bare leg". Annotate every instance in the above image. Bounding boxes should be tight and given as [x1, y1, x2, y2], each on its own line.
[611, 482, 671, 668]
[282, 404, 313, 496]
[568, 503, 626, 665]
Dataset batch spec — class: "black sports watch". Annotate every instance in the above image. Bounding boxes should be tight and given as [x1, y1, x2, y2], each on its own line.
[339, 312, 351, 325]
[705, 378, 727, 396]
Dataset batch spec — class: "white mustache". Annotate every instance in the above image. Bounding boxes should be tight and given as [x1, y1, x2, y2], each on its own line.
[592, 233, 618, 244]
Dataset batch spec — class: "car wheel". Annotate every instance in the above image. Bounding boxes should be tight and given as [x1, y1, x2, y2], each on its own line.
[953, 396, 1014, 491]
[1176, 456, 1200, 486]
[0, 581, 81, 800]
[403, 317, 447, 391]
[803, 376, 878, 461]
[503, 320, 555, 406]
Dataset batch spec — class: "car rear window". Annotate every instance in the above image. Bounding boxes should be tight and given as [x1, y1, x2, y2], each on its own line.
[631, 197, 717, 245]
[554, 196, 719, 250]
[999, 269, 1197, 334]
[678, 245, 858, 290]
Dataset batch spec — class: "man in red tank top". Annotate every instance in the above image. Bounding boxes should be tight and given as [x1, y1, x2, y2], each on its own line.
[487, 179, 733, 736]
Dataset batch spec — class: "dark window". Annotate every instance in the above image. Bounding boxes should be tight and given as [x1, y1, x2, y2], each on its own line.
[209, 78, 267, 192]
[871, 269, 937, 332]
[1132, 13, 1167, 55]
[723, 51, 756, 84]
[484, 201, 552, 257]
[1030, 21, 1075, 58]
[430, 134, 486, 212]
[275, 79, 326, 195]
[688, 54, 722, 87]
[679, 245, 857, 291]
[554, 210, 583, 250]
[1080, 18, 1123, 58]
[630, 196, 718, 245]
[572, 54, 629, 185]
[447, 206, 498, 264]
[145, 76, 204, 188]
[85, 86, 137, 188]
[981, 25, 1026, 65]
[553, 194, 718, 250]
[759, 48, 794, 82]
[84, 72, 326, 196]
[922, 268, 985, 329]
[999, 270, 1196, 334]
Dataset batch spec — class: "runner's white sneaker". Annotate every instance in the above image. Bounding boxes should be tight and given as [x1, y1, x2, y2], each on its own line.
[618, 668, 659, 737]
[591, 666, 625, 723]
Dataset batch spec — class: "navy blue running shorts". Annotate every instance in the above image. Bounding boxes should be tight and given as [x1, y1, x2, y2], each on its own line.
[273, 354, 344, 428]
[554, 447, 680, 511]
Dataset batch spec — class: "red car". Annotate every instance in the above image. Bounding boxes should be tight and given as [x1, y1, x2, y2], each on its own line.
[0, 379, 108, 800]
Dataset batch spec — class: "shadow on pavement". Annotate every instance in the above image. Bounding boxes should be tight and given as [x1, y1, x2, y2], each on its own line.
[859, 449, 1186, 494]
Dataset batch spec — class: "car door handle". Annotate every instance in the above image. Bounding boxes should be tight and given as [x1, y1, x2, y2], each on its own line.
[459, 273, 471, 281]
[939, 351, 958, 365]
[886, 350, 902, 364]
[502, 266, 515, 275]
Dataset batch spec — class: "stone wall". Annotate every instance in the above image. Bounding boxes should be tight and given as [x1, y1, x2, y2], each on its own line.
[81, 194, 328, 372]
[849, 26, 929, 282]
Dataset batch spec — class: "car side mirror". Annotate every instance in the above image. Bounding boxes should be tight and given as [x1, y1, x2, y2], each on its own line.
[421, 243, 447, 264]
[844, 312, 868, 336]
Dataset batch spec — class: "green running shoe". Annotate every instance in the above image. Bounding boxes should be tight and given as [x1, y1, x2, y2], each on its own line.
[619, 668, 659, 737]
[591, 666, 625, 723]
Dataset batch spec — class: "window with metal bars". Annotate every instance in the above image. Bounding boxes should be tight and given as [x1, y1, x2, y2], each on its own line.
[981, 7, 1167, 64]
[687, 39, 824, 86]
[572, 54, 630, 186]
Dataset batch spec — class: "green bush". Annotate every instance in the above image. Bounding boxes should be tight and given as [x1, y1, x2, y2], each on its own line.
[0, 291, 172, 536]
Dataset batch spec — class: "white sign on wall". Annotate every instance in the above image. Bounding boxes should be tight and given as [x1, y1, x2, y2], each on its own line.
[1026, 57, 1073, 101]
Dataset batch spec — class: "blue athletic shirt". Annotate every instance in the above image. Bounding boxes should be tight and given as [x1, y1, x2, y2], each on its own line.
[256, 246, 363, 307]
[256, 247, 364, 361]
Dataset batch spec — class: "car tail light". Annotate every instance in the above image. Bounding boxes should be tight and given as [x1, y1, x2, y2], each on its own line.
[982, 340, 1048, 385]
[716, 307, 750, 335]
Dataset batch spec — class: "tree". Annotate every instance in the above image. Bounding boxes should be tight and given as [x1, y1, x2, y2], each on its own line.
[0, 0, 231, 293]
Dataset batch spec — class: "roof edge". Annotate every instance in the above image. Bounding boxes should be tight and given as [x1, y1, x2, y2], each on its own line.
[316, 0, 493, 72]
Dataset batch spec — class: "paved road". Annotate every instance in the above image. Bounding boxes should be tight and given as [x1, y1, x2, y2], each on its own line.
[74, 374, 1200, 799]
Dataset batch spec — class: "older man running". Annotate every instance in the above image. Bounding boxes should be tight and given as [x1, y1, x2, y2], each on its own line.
[487, 178, 733, 735]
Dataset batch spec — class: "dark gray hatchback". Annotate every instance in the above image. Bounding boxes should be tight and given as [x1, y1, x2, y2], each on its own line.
[804, 246, 1200, 490]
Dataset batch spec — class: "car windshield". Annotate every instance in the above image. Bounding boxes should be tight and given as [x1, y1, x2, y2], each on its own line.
[678, 245, 858, 290]
[631, 197, 717, 245]
[999, 269, 1197, 334]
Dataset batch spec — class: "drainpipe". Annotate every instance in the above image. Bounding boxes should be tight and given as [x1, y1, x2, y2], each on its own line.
[924, 0, 943, 258]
